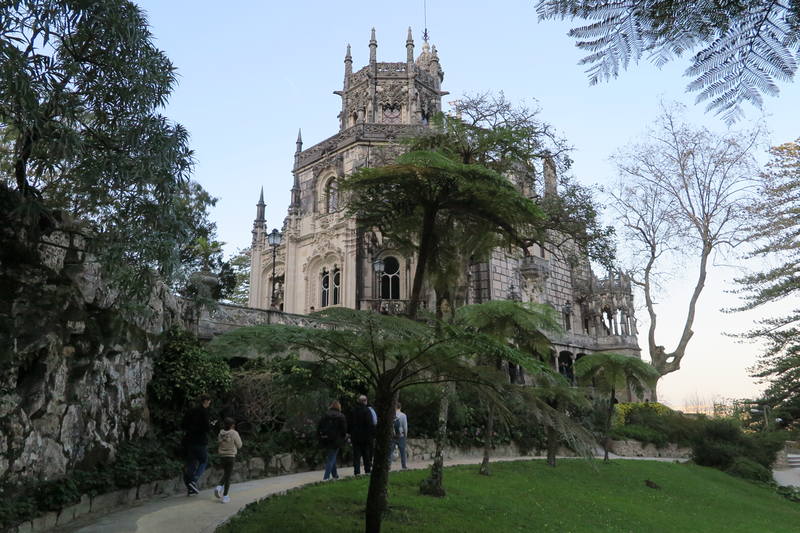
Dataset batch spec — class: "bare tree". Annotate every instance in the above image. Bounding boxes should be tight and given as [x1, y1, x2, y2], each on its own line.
[610, 103, 761, 384]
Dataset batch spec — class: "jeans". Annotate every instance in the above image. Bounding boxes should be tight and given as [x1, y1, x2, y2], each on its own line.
[352, 440, 373, 475]
[219, 456, 235, 496]
[183, 443, 208, 487]
[390, 436, 407, 469]
[323, 447, 339, 480]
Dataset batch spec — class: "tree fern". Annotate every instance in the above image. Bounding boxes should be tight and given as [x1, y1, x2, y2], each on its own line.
[537, 0, 800, 122]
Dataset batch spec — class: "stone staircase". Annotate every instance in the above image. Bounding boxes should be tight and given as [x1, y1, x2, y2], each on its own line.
[787, 454, 800, 469]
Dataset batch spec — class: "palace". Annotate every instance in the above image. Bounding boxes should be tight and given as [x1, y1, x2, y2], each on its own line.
[248, 29, 640, 384]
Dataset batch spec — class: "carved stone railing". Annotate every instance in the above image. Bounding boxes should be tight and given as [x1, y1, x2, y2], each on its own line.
[376, 62, 407, 74]
[519, 256, 550, 281]
[359, 299, 411, 315]
[295, 123, 425, 169]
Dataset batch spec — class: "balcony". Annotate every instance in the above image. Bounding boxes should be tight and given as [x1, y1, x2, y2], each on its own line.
[519, 256, 550, 281]
[359, 299, 412, 315]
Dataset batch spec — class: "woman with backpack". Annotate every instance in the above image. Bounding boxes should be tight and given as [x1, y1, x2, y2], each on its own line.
[317, 400, 348, 480]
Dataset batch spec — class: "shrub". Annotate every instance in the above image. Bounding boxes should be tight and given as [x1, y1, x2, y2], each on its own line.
[611, 424, 669, 448]
[148, 329, 232, 430]
[726, 457, 772, 483]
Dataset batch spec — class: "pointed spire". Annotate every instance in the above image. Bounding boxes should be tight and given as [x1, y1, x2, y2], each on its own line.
[344, 43, 353, 90]
[406, 27, 414, 64]
[255, 187, 265, 222]
[295, 129, 303, 153]
[369, 27, 377, 64]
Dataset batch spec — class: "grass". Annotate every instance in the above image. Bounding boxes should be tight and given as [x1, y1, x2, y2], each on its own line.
[218, 460, 800, 533]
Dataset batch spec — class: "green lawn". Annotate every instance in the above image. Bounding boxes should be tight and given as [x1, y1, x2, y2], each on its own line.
[218, 460, 800, 533]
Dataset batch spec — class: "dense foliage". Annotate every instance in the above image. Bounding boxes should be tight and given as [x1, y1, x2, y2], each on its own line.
[148, 329, 232, 429]
[537, 0, 800, 122]
[0, 0, 217, 300]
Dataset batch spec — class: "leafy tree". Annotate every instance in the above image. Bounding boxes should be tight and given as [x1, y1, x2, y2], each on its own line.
[222, 247, 251, 306]
[734, 140, 800, 421]
[0, 0, 215, 299]
[609, 103, 760, 382]
[342, 149, 544, 317]
[574, 352, 660, 461]
[536, 0, 800, 122]
[207, 307, 539, 533]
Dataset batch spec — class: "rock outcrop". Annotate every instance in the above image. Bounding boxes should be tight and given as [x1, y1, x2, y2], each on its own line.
[0, 190, 184, 484]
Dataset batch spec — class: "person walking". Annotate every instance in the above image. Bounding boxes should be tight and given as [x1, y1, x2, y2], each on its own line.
[182, 395, 212, 495]
[390, 402, 408, 470]
[317, 400, 347, 481]
[214, 417, 242, 503]
[350, 395, 376, 475]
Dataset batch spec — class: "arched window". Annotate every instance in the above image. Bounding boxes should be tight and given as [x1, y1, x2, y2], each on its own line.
[325, 179, 338, 213]
[321, 268, 330, 307]
[380, 256, 401, 300]
[332, 267, 341, 305]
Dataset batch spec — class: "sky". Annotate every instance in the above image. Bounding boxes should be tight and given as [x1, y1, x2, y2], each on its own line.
[135, 0, 800, 409]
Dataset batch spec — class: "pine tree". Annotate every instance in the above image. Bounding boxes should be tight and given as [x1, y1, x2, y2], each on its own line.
[734, 140, 800, 424]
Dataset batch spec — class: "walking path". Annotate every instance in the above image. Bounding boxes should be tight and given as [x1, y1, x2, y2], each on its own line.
[53, 452, 707, 533]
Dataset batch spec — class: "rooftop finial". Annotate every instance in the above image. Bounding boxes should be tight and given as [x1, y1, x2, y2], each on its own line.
[255, 187, 266, 222]
[423, 0, 429, 42]
[406, 27, 414, 63]
[296, 129, 303, 153]
[345, 43, 352, 61]
[369, 27, 377, 63]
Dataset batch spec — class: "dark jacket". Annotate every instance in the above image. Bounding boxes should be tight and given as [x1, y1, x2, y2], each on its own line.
[183, 405, 211, 446]
[317, 408, 348, 449]
[349, 404, 376, 444]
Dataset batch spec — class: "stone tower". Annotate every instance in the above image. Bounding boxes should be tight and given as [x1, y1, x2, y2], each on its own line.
[248, 29, 641, 392]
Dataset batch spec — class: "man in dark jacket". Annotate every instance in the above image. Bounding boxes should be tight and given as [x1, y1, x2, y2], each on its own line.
[350, 395, 376, 475]
[182, 395, 211, 495]
[317, 400, 347, 480]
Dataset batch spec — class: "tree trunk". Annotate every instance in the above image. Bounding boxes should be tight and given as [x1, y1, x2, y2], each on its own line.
[479, 403, 494, 476]
[364, 383, 397, 533]
[648, 242, 712, 378]
[546, 424, 558, 467]
[419, 382, 451, 496]
[604, 386, 615, 462]
[407, 209, 437, 318]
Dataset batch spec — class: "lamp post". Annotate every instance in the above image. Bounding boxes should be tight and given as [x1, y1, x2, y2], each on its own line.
[267, 228, 282, 303]
[372, 258, 385, 312]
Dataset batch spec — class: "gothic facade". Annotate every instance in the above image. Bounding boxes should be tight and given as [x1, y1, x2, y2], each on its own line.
[248, 29, 640, 385]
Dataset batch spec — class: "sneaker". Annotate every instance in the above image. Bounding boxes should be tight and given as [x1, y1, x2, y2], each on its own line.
[188, 482, 199, 495]
[213, 485, 222, 499]
[221, 495, 230, 503]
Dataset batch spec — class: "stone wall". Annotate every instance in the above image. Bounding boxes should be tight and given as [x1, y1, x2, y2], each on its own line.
[609, 439, 691, 459]
[0, 205, 185, 485]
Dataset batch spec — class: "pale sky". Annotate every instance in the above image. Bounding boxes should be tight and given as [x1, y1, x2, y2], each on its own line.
[136, 0, 800, 408]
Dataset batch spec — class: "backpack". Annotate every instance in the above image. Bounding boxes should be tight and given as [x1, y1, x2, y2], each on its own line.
[393, 416, 403, 438]
[318, 414, 337, 444]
